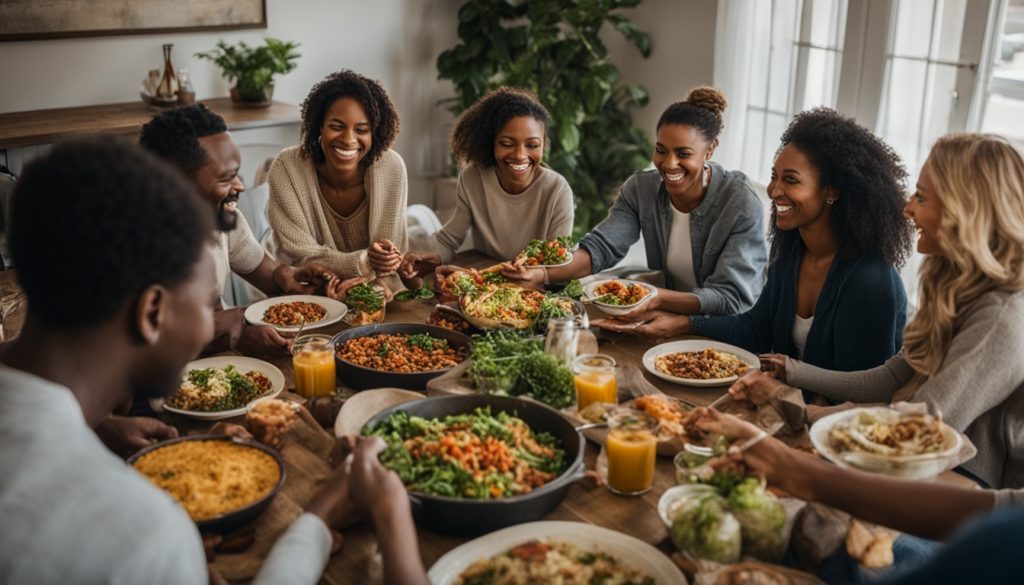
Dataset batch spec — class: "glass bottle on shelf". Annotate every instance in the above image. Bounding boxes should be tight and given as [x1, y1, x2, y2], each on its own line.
[176, 69, 195, 104]
[156, 43, 179, 102]
[544, 317, 579, 367]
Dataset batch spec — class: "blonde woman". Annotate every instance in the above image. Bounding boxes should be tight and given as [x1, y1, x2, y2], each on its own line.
[751, 133, 1024, 489]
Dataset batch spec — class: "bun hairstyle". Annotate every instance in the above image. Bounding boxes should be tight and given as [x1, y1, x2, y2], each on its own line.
[657, 86, 728, 142]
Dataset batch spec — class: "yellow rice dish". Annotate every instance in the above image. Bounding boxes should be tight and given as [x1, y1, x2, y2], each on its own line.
[133, 440, 281, 521]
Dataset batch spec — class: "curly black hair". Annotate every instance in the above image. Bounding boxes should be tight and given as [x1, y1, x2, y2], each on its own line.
[300, 70, 400, 167]
[138, 103, 227, 177]
[771, 107, 914, 267]
[10, 137, 213, 329]
[450, 86, 551, 168]
[657, 86, 728, 142]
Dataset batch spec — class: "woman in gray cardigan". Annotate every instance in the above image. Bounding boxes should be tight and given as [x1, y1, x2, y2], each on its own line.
[735, 133, 1024, 489]
[503, 86, 767, 316]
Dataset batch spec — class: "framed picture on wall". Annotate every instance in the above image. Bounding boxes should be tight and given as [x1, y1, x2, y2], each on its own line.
[0, 0, 267, 42]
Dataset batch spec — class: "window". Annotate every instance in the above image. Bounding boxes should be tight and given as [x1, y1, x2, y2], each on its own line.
[980, 0, 1024, 151]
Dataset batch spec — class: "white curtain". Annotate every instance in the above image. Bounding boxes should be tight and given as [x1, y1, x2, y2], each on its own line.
[712, 0, 759, 172]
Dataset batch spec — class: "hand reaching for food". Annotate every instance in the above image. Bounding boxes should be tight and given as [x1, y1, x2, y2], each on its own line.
[399, 251, 441, 279]
[325, 275, 373, 302]
[96, 415, 179, 457]
[728, 370, 794, 405]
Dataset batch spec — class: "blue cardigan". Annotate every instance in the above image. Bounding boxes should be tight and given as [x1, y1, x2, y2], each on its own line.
[690, 240, 907, 371]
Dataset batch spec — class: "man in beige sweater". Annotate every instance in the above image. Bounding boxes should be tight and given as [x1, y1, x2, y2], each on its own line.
[141, 105, 337, 357]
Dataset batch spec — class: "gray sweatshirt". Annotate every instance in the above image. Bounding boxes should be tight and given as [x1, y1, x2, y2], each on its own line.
[787, 289, 1024, 489]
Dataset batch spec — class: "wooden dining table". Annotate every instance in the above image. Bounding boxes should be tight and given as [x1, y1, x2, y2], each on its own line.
[0, 260, 973, 584]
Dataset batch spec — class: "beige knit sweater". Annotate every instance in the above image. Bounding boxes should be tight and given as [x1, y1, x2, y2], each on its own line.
[267, 146, 408, 288]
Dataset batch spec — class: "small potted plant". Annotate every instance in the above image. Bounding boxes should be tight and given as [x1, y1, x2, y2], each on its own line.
[196, 38, 300, 106]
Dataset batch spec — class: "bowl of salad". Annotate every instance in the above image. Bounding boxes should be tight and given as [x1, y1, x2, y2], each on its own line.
[513, 237, 574, 268]
[582, 279, 657, 316]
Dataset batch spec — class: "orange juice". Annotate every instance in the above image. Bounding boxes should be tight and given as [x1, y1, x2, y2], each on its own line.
[293, 335, 336, 398]
[572, 354, 617, 411]
[574, 371, 617, 411]
[604, 411, 657, 495]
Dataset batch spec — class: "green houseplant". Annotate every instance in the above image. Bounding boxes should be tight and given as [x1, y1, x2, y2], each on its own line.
[196, 38, 300, 105]
[437, 0, 652, 237]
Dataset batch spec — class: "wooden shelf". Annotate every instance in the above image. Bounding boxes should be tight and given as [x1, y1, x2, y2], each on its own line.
[0, 97, 301, 150]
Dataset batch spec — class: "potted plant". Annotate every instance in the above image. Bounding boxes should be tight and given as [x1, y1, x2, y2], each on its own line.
[437, 0, 652, 237]
[196, 38, 300, 106]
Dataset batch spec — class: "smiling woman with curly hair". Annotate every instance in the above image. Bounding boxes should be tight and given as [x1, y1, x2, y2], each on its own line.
[267, 70, 413, 293]
[683, 107, 914, 375]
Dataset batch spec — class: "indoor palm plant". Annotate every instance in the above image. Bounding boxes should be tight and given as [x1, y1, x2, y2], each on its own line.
[437, 0, 652, 236]
[196, 38, 300, 106]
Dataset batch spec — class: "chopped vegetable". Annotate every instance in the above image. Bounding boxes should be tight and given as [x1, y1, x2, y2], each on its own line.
[515, 236, 574, 266]
[670, 487, 742, 564]
[726, 477, 786, 562]
[466, 331, 574, 409]
[394, 287, 437, 301]
[363, 407, 565, 499]
[347, 283, 384, 313]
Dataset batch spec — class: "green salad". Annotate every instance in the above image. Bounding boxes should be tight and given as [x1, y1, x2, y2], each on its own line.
[347, 283, 385, 313]
[364, 407, 565, 499]
[466, 331, 575, 409]
[393, 287, 436, 301]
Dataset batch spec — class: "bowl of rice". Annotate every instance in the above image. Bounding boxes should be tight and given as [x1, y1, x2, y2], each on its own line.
[129, 435, 286, 533]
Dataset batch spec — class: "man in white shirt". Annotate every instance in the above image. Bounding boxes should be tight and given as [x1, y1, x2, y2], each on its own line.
[0, 138, 427, 585]
[140, 104, 339, 357]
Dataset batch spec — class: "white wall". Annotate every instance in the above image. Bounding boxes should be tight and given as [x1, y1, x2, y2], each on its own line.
[0, 0, 461, 204]
[604, 0, 719, 147]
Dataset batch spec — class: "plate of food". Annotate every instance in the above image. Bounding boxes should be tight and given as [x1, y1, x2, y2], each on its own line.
[643, 340, 758, 387]
[342, 282, 387, 325]
[163, 356, 285, 420]
[244, 295, 347, 333]
[129, 435, 285, 534]
[436, 268, 506, 301]
[514, 237, 574, 268]
[428, 520, 685, 584]
[459, 284, 546, 330]
[583, 279, 657, 316]
[332, 323, 471, 390]
[624, 394, 695, 455]
[362, 394, 586, 536]
[810, 406, 963, 479]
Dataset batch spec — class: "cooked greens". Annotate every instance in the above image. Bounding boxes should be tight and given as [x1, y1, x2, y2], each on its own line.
[363, 407, 565, 499]
[394, 287, 436, 301]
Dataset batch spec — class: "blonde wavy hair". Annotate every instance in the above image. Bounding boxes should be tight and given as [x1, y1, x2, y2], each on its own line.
[902, 133, 1024, 383]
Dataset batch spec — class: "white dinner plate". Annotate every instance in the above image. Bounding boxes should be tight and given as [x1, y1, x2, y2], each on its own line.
[809, 407, 964, 480]
[522, 250, 574, 269]
[244, 295, 347, 333]
[583, 279, 658, 316]
[163, 356, 286, 420]
[642, 340, 759, 387]
[427, 520, 686, 584]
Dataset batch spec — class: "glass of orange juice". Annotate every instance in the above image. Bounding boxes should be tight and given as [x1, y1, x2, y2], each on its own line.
[572, 354, 617, 412]
[602, 410, 657, 495]
[292, 334, 336, 398]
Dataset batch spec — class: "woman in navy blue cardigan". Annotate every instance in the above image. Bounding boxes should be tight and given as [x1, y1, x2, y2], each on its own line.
[595, 107, 913, 373]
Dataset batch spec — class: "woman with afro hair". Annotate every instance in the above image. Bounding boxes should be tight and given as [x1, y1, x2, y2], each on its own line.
[506, 86, 768, 319]
[267, 70, 413, 293]
[399, 86, 574, 277]
[605, 107, 913, 375]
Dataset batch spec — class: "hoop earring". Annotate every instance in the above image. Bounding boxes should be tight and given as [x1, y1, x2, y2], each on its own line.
[826, 198, 836, 205]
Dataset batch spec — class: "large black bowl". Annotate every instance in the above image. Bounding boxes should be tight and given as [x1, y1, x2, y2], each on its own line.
[332, 323, 472, 391]
[362, 394, 586, 536]
[128, 435, 286, 534]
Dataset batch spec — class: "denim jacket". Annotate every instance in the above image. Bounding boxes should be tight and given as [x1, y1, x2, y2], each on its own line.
[579, 163, 768, 315]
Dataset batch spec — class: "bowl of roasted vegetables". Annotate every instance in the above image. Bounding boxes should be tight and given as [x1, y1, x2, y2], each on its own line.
[362, 394, 586, 536]
[459, 284, 546, 330]
[332, 323, 471, 391]
[582, 279, 657, 316]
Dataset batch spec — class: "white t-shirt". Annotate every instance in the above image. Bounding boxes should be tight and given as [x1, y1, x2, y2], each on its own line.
[0, 365, 331, 585]
[792, 315, 814, 360]
[665, 203, 698, 292]
[210, 211, 266, 298]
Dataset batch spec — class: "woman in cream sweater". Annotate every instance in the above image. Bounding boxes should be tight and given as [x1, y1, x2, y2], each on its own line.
[268, 70, 409, 292]
[399, 87, 574, 277]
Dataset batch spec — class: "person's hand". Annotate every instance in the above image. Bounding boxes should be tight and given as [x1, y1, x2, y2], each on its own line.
[369, 239, 402, 275]
[210, 422, 254, 441]
[759, 353, 788, 380]
[591, 310, 690, 338]
[237, 323, 293, 358]
[616, 289, 663, 317]
[499, 262, 545, 290]
[324, 275, 372, 301]
[306, 439, 358, 530]
[273, 263, 330, 295]
[399, 251, 441, 280]
[686, 406, 762, 442]
[207, 307, 247, 354]
[347, 436, 409, 522]
[728, 369, 795, 405]
[95, 416, 178, 457]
